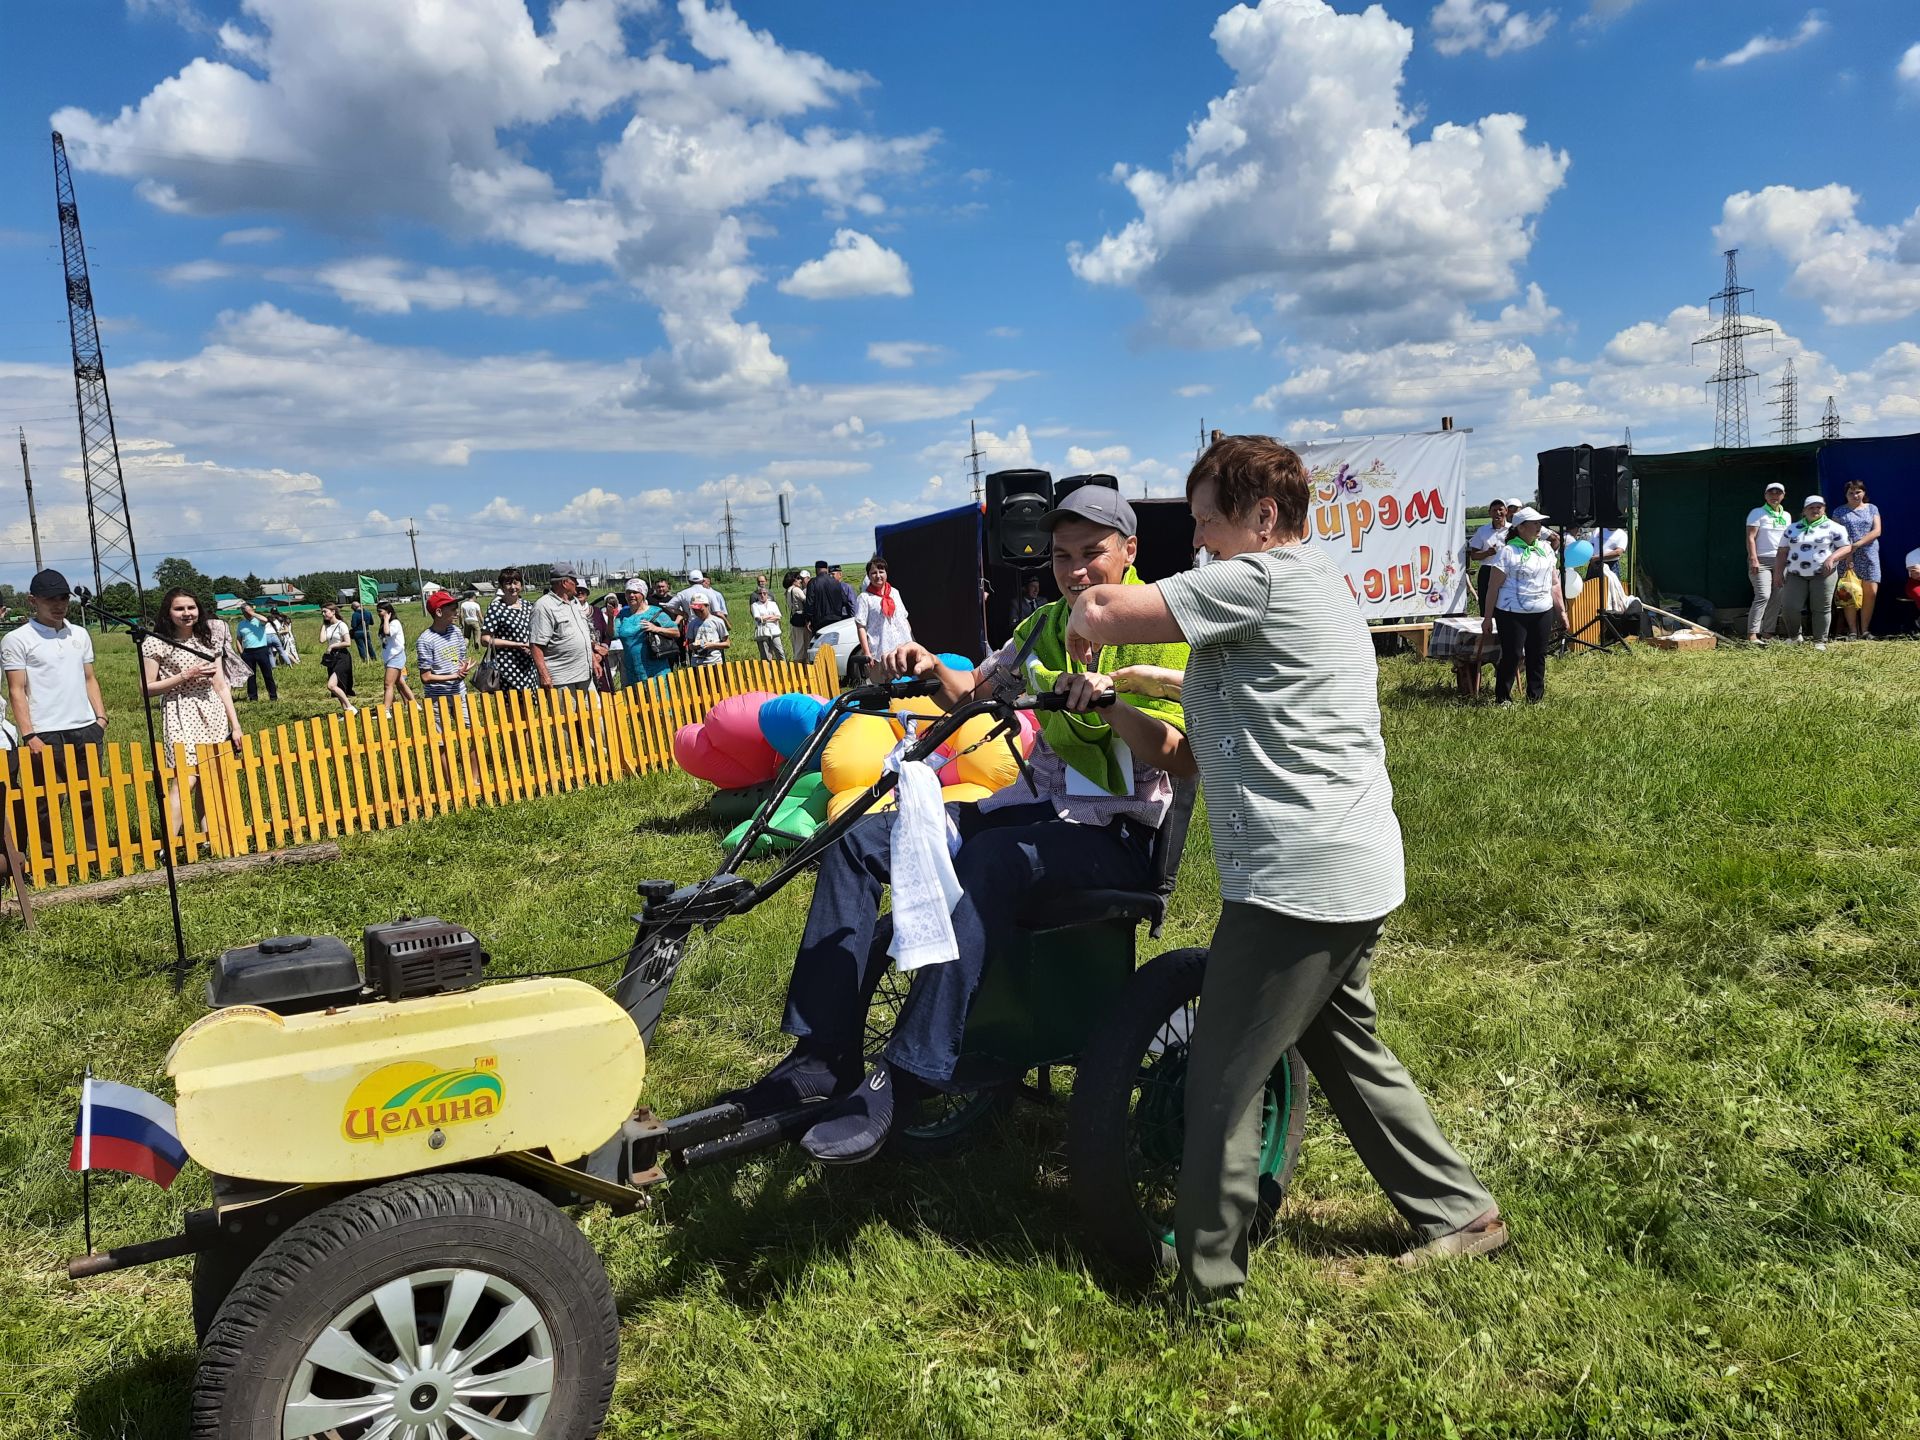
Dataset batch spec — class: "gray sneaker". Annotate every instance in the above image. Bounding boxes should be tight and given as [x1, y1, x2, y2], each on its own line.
[1396, 1208, 1509, 1268]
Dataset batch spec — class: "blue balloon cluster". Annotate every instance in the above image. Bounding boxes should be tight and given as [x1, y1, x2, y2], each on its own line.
[1564, 539, 1594, 570]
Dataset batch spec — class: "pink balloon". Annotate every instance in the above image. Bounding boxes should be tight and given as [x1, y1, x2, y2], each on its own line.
[1017, 709, 1040, 754]
[673, 693, 782, 789]
[686, 726, 769, 790]
[705, 692, 780, 773]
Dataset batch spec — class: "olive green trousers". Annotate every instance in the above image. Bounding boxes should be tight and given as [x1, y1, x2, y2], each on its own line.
[1174, 902, 1495, 1299]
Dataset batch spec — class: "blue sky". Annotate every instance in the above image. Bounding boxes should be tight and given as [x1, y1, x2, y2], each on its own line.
[2, 0, 1917, 585]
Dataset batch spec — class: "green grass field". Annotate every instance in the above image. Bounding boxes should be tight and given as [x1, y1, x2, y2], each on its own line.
[3, 641, 1917, 1438]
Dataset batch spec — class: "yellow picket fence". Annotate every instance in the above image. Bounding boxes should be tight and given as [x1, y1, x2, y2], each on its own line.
[1, 653, 836, 891]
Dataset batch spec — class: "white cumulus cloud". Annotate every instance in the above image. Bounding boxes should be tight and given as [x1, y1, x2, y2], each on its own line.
[1899, 43, 1920, 94]
[1695, 11, 1827, 70]
[1068, 0, 1569, 350]
[866, 340, 944, 369]
[778, 230, 913, 300]
[1717, 184, 1920, 324]
[1431, 0, 1556, 57]
[53, 0, 933, 408]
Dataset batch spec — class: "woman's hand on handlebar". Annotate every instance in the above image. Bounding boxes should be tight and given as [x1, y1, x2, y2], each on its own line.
[1053, 669, 1116, 714]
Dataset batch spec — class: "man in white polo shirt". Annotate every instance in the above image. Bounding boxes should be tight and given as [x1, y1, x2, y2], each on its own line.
[1744, 481, 1793, 643]
[2, 568, 110, 863]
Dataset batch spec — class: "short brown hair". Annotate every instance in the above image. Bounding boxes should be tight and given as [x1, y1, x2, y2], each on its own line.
[1187, 435, 1310, 539]
[497, 566, 522, 586]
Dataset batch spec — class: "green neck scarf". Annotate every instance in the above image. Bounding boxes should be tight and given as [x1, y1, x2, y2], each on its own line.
[1762, 502, 1789, 524]
[1011, 567, 1187, 796]
[1509, 535, 1548, 561]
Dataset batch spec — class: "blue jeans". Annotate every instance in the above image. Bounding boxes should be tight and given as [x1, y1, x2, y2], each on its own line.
[782, 800, 1153, 1085]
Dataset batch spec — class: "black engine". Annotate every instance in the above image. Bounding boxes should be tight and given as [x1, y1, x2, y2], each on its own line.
[208, 918, 488, 1015]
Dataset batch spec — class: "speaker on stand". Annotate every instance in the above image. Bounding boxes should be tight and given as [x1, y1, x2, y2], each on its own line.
[986, 468, 1054, 566]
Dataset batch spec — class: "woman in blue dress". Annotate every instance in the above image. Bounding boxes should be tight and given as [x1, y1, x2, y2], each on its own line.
[614, 579, 681, 684]
[1832, 480, 1883, 638]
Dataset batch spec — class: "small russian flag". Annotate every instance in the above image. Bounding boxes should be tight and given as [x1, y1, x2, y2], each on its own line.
[69, 1075, 188, 1189]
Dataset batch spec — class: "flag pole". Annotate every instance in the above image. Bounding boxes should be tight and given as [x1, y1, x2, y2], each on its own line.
[79, 1066, 93, 1255]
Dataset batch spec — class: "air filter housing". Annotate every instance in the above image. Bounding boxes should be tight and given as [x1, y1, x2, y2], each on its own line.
[362, 917, 487, 1002]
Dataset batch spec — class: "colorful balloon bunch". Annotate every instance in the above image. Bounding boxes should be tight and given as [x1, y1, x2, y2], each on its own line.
[671, 666, 1039, 854]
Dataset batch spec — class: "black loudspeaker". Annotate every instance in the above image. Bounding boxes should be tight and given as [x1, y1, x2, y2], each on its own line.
[1054, 473, 1119, 503]
[1536, 445, 1630, 526]
[987, 468, 1053, 565]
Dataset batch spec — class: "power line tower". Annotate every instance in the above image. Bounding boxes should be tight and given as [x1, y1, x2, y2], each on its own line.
[1768, 358, 1799, 444]
[721, 500, 739, 573]
[968, 419, 984, 502]
[406, 518, 425, 601]
[17, 428, 44, 572]
[1692, 248, 1772, 449]
[1819, 395, 1841, 441]
[52, 131, 145, 607]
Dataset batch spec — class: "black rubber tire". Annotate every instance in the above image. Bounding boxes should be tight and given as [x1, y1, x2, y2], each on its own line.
[1066, 946, 1309, 1277]
[863, 928, 1007, 1159]
[190, 1172, 619, 1440]
[191, 1239, 263, 1346]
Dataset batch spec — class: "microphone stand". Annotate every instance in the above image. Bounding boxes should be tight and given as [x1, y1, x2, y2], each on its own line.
[74, 588, 208, 990]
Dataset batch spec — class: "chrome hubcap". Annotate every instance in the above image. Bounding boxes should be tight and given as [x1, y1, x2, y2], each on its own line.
[283, 1267, 555, 1439]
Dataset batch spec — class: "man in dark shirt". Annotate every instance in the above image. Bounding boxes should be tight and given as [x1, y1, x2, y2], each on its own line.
[803, 559, 854, 636]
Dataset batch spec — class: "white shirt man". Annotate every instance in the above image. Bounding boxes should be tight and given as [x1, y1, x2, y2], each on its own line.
[668, 569, 728, 618]
[2, 568, 110, 855]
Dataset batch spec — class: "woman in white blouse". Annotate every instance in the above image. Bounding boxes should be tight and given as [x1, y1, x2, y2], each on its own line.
[854, 555, 913, 668]
[1744, 482, 1793, 643]
[1466, 498, 1510, 617]
[1480, 507, 1567, 705]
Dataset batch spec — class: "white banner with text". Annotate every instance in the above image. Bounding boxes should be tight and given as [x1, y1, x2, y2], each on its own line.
[1294, 430, 1468, 621]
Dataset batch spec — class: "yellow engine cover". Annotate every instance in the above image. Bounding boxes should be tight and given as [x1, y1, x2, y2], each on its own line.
[165, 978, 646, 1184]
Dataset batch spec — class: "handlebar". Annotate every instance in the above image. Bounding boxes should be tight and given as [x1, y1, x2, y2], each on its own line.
[841, 675, 1117, 716]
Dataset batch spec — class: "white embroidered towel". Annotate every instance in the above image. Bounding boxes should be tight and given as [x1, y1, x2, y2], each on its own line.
[886, 748, 963, 971]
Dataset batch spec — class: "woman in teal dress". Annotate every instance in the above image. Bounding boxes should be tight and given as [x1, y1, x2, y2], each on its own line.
[615, 579, 680, 684]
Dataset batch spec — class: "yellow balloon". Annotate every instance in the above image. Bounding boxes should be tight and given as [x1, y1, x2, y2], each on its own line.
[939, 782, 995, 806]
[954, 734, 1021, 790]
[826, 787, 895, 824]
[819, 714, 897, 795]
[886, 694, 946, 740]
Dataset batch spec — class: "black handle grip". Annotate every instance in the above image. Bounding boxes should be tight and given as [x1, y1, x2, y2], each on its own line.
[1021, 688, 1119, 712]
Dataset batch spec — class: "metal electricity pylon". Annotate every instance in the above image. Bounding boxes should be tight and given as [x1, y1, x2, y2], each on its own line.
[1819, 395, 1841, 441]
[52, 131, 145, 605]
[1692, 249, 1773, 449]
[1768, 358, 1798, 444]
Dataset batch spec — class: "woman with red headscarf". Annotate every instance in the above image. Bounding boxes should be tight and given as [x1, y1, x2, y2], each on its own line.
[854, 554, 913, 668]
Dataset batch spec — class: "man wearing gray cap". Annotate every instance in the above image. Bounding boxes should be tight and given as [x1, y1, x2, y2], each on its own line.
[718, 484, 1195, 1164]
[530, 563, 599, 690]
[2, 568, 110, 864]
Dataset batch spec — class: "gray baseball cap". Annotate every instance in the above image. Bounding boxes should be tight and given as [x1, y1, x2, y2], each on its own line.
[1042, 484, 1136, 537]
[551, 562, 579, 580]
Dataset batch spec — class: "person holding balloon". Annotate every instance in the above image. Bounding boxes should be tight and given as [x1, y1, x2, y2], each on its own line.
[717, 486, 1195, 1165]
[1482, 506, 1568, 705]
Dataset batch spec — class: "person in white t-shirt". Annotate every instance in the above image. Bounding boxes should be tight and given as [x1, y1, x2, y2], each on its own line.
[1481, 507, 1567, 704]
[749, 580, 787, 661]
[1744, 482, 1794, 643]
[1770, 494, 1852, 650]
[1466, 499, 1510, 616]
[458, 594, 482, 646]
[2, 568, 110, 866]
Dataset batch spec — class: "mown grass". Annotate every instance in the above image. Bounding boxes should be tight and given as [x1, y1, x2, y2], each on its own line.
[2, 640, 1917, 1438]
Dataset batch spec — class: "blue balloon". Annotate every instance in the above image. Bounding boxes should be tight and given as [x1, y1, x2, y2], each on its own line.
[759, 692, 828, 758]
[1565, 539, 1594, 570]
[936, 651, 976, 672]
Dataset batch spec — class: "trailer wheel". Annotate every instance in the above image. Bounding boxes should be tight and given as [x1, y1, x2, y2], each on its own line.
[1067, 947, 1307, 1277]
[864, 956, 1005, 1158]
[190, 1172, 618, 1440]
